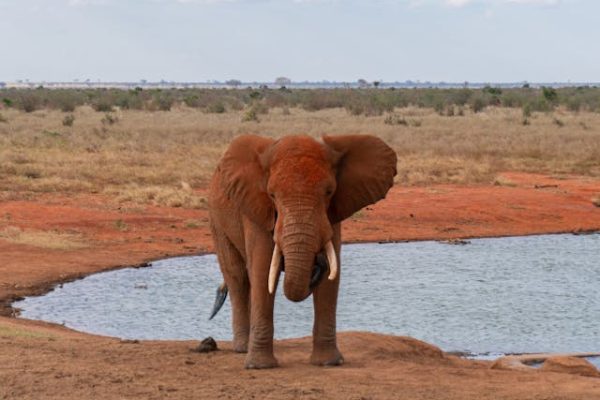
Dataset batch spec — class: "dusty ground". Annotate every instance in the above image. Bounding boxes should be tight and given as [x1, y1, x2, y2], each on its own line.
[1, 172, 600, 399]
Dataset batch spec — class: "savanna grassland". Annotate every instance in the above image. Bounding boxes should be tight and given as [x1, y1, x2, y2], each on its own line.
[1, 87, 599, 211]
[2, 88, 600, 400]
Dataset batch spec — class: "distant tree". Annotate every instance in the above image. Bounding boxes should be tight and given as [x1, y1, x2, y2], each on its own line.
[542, 86, 558, 103]
[275, 77, 292, 87]
[357, 79, 369, 88]
[373, 80, 381, 88]
[483, 85, 502, 96]
[226, 79, 242, 87]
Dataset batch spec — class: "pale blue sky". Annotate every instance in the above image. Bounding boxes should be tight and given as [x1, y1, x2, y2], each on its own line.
[0, 0, 597, 82]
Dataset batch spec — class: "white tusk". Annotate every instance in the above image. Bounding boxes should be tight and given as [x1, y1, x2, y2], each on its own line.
[325, 241, 338, 281]
[268, 243, 282, 294]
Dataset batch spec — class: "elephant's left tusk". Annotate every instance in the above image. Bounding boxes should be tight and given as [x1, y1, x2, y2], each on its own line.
[268, 243, 282, 294]
[325, 241, 338, 281]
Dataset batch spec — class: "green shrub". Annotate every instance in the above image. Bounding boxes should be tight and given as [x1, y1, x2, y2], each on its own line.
[184, 95, 201, 108]
[522, 103, 532, 118]
[205, 102, 226, 114]
[542, 86, 558, 103]
[153, 93, 174, 111]
[483, 86, 503, 96]
[242, 107, 259, 122]
[92, 99, 114, 112]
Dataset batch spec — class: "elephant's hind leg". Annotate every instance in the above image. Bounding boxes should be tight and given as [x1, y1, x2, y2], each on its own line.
[211, 227, 250, 353]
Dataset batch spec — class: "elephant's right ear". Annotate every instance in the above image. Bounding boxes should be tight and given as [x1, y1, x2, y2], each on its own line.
[218, 135, 276, 229]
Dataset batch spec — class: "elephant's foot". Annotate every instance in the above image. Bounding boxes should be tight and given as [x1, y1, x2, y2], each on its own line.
[310, 345, 344, 366]
[245, 351, 279, 369]
[232, 337, 249, 353]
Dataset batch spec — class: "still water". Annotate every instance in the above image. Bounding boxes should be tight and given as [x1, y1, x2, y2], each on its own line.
[15, 234, 600, 358]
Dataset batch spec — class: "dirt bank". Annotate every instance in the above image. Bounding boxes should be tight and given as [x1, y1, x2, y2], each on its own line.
[1, 172, 600, 399]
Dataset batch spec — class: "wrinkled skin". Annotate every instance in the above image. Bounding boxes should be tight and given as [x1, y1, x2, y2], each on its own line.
[208, 134, 397, 369]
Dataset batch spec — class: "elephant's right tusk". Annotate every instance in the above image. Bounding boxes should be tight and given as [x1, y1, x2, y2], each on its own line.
[325, 241, 338, 281]
[268, 243, 282, 294]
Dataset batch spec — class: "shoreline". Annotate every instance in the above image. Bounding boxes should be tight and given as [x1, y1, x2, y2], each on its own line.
[6, 227, 599, 319]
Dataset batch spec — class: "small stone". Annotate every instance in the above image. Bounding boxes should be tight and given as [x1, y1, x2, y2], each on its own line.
[195, 336, 218, 353]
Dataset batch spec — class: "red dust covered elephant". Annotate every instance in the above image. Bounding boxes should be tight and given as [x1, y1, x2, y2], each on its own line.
[208, 134, 397, 368]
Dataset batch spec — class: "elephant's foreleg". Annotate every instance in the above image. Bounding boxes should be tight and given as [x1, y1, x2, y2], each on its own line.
[245, 231, 278, 369]
[310, 225, 344, 366]
[212, 228, 250, 353]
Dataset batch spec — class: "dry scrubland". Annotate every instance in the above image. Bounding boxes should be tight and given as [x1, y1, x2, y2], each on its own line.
[1, 88, 600, 210]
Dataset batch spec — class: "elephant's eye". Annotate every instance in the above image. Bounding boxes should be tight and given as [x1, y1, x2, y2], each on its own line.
[269, 192, 275, 200]
[325, 187, 334, 197]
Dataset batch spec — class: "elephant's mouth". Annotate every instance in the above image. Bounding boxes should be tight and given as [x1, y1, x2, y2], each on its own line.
[310, 253, 328, 290]
[268, 242, 338, 298]
[277, 252, 327, 289]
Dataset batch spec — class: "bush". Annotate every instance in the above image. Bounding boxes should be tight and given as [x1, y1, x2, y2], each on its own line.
[2, 98, 13, 107]
[101, 113, 118, 125]
[48, 90, 81, 112]
[62, 114, 75, 127]
[483, 86, 502, 96]
[92, 99, 114, 112]
[383, 113, 408, 126]
[242, 107, 259, 122]
[153, 93, 174, 111]
[18, 92, 42, 113]
[522, 103, 532, 118]
[470, 96, 486, 113]
[542, 86, 558, 103]
[184, 95, 201, 108]
[205, 102, 226, 114]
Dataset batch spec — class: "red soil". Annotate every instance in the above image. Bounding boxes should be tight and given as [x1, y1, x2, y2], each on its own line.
[1, 172, 600, 399]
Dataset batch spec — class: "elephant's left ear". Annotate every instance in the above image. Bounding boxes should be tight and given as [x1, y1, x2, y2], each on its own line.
[323, 135, 397, 223]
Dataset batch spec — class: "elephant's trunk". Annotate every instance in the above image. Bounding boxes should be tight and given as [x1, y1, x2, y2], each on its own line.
[279, 218, 319, 302]
[273, 201, 334, 302]
[282, 248, 315, 302]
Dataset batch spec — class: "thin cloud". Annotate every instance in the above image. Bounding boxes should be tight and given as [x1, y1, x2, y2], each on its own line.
[445, 0, 473, 7]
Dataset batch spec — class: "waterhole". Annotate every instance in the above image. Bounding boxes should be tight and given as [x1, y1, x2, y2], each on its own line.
[15, 233, 600, 364]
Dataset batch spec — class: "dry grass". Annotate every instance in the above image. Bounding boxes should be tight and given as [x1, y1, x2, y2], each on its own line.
[0, 226, 88, 250]
[0, 324, 55, 339]
[103, 183, 207, 209]
[1, 106, 599, 207]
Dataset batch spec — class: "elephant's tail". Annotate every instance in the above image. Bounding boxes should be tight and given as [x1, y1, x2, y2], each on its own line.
[209, 282, 228, 320]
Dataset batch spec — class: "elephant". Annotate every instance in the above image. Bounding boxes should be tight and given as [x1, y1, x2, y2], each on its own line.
[207, 134, 397, 369]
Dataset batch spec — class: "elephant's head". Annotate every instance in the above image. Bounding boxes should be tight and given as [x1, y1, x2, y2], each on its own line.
[220, 134, 397, 302]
